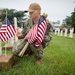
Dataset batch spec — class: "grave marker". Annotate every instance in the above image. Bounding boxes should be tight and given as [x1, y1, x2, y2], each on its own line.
[64, 28, 68, 37]
[69, 29, 74, 38]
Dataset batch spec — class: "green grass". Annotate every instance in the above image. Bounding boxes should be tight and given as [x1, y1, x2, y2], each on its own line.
[0, 35, 75, 75]
[73, 33, 75, 38]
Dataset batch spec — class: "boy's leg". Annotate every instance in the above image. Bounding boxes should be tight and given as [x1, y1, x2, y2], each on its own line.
[30, 44, 43, 64]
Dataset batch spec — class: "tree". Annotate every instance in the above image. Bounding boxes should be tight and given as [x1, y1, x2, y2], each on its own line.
[71, 8, 75, 33]
[62, 8, 75, 33]
[63, 16, 72, 28]
[1, 8, 26, 27]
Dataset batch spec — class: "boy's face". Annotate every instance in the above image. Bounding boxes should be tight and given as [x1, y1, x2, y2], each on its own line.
[29, 10, 40, 19]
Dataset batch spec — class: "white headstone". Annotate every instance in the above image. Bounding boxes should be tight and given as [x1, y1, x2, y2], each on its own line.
[69, 29, 73, 38]
[55, 30, 57, 35]
[60, 30, 63, 36]
[64, 28, 68, 37]
[58, 29, 60, 36]
[8, 36, 14, 45]
[14, 17, 18, 42]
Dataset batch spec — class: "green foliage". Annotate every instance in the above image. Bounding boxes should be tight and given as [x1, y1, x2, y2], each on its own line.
[63, 16, 72, 28]
[71, 11, 75, 33]
[63, 8, 75, 33]
[0, 35, 75, 75]
[1, 8, 26, 25]
[71, 12, 75, 26]
[63, 8, 75, 28]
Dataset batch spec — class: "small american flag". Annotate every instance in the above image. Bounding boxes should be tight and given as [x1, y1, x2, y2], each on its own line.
[25, 17, 47, 48]
[0, 16, 16, 42]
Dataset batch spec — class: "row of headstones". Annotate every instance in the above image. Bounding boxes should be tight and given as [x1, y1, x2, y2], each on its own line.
[54, 28, 74, 38]
[0, 17, 22, 55]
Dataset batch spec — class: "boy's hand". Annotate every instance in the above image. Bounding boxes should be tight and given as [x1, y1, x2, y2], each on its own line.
[16, 28, 21, 37]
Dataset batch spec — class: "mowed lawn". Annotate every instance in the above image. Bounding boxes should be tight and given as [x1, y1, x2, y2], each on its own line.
[0, 35, 75, 75]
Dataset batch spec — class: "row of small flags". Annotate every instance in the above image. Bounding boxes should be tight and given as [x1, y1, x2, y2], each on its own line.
[0, 16, 16, 42]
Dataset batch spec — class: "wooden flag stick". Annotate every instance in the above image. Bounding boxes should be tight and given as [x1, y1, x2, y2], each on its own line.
[0, 39, 2, 56]
[5, 42, 6, 57]
[4, 9, 7, 57]
[18, 42, 29, 57]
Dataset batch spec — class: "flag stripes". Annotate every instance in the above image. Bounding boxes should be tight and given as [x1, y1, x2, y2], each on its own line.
[25, 18, 47, 48]
[37, 20, 47, 43]
[0, 17, 16, 42]
[25, 24, 37, 44]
